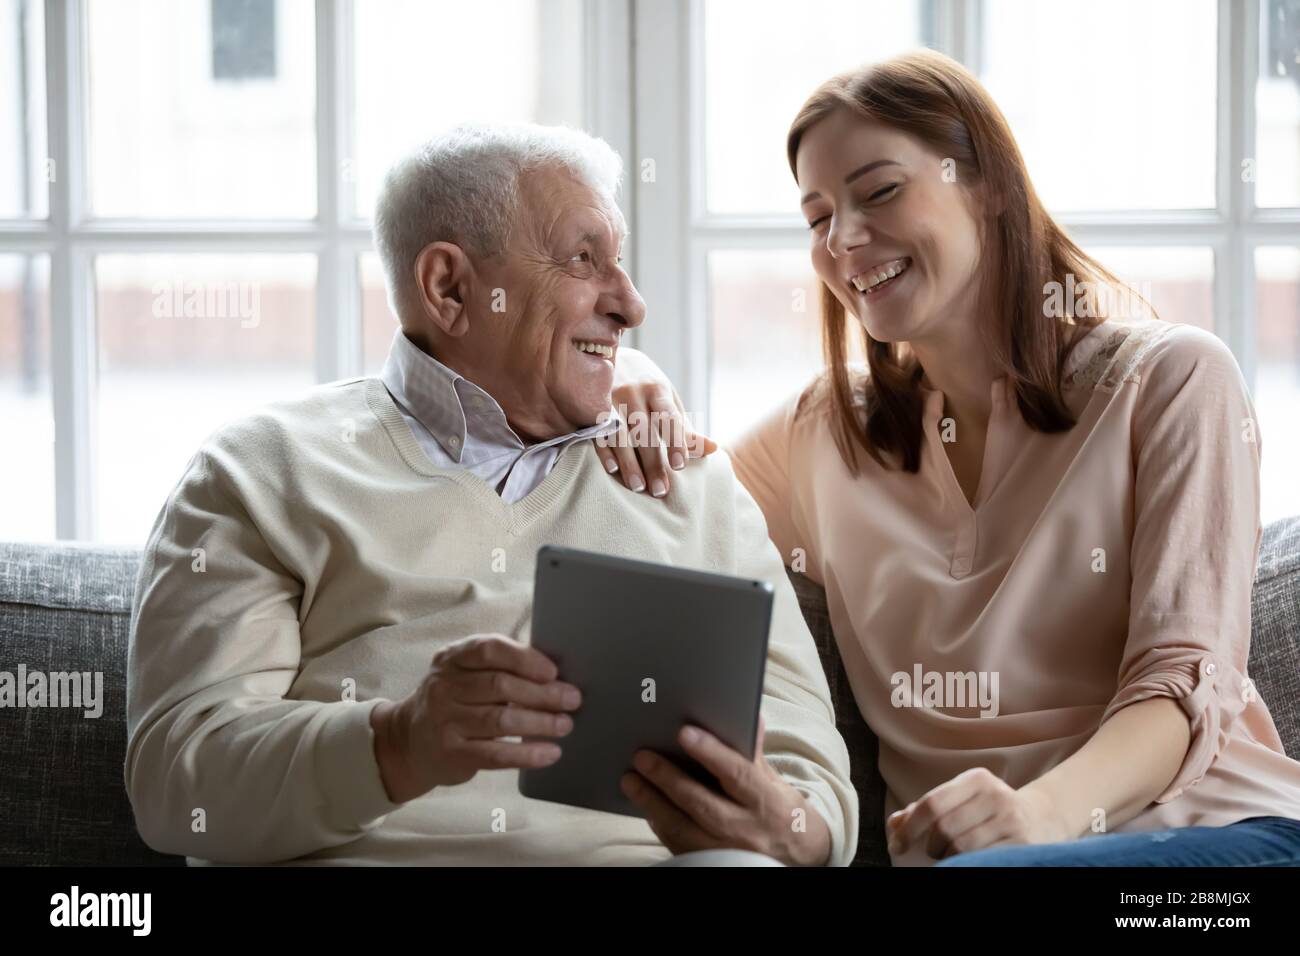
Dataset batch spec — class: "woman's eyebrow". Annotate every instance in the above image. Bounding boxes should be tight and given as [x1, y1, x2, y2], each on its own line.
[800, 158, 902, 205]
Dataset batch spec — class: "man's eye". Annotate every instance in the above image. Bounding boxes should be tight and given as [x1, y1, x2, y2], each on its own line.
[570, 251, 592, 264]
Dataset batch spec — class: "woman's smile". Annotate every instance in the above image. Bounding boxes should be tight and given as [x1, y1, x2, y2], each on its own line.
[849, 255, 914, 304]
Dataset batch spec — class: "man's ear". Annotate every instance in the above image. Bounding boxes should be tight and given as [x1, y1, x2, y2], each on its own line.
[413, 241, 472, 337]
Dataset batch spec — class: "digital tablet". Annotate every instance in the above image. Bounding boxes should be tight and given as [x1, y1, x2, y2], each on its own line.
[519, 545, 773, 818]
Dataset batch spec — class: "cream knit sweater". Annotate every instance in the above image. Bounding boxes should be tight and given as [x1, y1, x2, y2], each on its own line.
[124, 377, 858, 866]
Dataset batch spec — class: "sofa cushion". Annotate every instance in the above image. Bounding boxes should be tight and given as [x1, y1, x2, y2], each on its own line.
[0, 542, 181, 866]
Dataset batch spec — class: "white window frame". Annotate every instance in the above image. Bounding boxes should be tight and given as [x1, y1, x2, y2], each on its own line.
[2, 0, 632, 541]
[7, 0, 1299, 540]
[630, 0, 1300, 437]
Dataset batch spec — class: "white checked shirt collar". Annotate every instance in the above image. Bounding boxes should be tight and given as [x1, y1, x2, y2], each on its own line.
[378, 328, 619, 471]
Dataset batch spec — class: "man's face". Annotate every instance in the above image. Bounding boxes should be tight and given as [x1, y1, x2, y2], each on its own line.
[456, 165, 645, 441]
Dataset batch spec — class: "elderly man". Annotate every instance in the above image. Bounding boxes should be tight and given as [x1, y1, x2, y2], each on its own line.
[125, 124, 857, 866]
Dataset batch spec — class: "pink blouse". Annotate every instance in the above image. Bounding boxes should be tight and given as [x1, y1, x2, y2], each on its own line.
[729, 318, 1300, 866]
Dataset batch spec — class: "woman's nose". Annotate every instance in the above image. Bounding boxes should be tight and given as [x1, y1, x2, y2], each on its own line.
[827, 211, 871, 260]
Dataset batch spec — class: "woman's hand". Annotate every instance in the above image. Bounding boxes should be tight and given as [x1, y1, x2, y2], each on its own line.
[621, 717, 833, 866]
[596, 347, 718, 498]
[886, 767, 1071, 861]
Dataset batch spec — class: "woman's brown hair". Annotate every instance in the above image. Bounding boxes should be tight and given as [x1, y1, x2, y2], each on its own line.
[787, 49, 1146, 475]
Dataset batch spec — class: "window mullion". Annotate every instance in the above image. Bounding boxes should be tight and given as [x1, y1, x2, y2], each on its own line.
[939, 0, 982, 70]
[46, 0, 94, 540]
[1222, 0, 1259, 388]
[631, 0, 694, 412]
[315, 0, 357, 382]
[583, 0, 634, 238]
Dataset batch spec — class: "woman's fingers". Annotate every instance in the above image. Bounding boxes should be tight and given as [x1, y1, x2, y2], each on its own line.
[937, 817, 1010, 859]
[593, 439, 621, 476]
[655, 389, 690, 472]
[891, 768, 1003, 853]
[610, 409, 647, 492]
[594, 378, 719, 495]
[633, 403, 673, 498]
[923, 793, 994, 860]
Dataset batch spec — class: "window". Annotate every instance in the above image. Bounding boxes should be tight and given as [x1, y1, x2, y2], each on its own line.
[87, 0, 316, 219]
[980, 0, 1218, 212]
[633, 0, 1300, 523]
[4, 0, 1299, 542]
[1258, 0, 1300, 207]
[2, 0, 617, 543]
[0, 254, 52, 541]
[0, 0, 47, 218]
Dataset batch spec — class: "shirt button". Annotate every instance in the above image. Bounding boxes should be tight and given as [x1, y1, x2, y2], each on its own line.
[448, 436, 460, 448]
[1204, 661, 1217, 676]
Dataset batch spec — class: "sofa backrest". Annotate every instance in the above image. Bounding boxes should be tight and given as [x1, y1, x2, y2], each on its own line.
[0, 543, 181, 866]
[2, 517, 1297, 866]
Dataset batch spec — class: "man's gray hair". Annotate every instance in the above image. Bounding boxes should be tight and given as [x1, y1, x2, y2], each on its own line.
[372, 123, 624, 320]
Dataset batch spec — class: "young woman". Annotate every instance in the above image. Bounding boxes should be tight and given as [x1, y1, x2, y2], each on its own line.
[597, 50, 1300, 866]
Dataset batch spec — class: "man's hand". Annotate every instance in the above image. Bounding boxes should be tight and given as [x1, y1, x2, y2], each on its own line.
[370, 633, 582, 804]
[619, 716, 833, 866]
[886, 767, 1071, 860]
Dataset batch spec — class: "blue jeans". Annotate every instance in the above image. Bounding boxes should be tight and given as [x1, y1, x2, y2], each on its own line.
[933, 816, 1300, 866]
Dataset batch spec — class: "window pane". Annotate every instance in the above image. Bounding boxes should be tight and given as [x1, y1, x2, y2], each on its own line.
[0, 0, 48, 218]
[708, 248, 864, 443]
[0, 255, 53, 540]
[352, 0, 584, 218]
[87, 0, 316, 218]
[360, 252, 400, 375]
[94, 254, 316, 544]
[1082, 246, 1215, 330]
[703, 0, 923, 216]
[981, 0, 1216, 211]
[1255, 248, 1300, 523]
[1257, 0, 1300, 207]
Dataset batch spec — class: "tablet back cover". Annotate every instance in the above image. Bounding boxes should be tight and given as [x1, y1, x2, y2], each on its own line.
[519, 545, 773, 818]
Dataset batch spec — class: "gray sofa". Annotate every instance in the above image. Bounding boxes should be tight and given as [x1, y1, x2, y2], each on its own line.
[2, 518, 1298, 866]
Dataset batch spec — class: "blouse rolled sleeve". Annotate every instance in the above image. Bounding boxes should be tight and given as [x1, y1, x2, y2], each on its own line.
[1100, 326, 1263, 804]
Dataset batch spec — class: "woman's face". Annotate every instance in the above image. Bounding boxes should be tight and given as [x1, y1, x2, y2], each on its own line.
[796, 108, 986, 346]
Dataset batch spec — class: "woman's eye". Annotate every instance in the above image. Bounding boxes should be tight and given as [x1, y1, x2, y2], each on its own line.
[806, 215, 829, 231]
[869, 184, 899, 202]
[570, 251, 592, 264]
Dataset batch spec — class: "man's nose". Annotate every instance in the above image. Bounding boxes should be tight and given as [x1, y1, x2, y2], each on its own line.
[600, 269, 646, 331]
